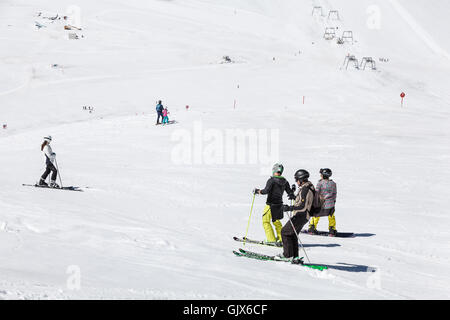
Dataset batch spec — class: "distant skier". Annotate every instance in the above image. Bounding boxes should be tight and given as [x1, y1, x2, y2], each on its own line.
[155, 100, 164, 125]
[308, 168, 338, 236]
[254, 163, 295, 244]
[280, 169, 315, 259]
[162, 107, 169, 124]
[39, 136, 59, 188]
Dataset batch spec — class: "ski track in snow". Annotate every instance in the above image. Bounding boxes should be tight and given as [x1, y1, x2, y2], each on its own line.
[390, 0, 450, 60]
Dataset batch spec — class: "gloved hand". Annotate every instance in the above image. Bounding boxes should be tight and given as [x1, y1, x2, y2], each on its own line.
[291, 184, 296, 192]
[288, 193, 295, 200]
[253, 188, 260, 195]
[283, 204, 293, 212]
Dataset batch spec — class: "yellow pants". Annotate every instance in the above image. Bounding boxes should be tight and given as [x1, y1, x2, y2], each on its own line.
[310, 214, 336, 230]
[262, 205, 282, 242]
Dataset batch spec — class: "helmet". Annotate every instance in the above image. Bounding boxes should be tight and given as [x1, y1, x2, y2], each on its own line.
[294, 169, 309, 182]
[320, 168, 332, 178]
[44, 136, 52, 143]
[272, 163, 284, 175]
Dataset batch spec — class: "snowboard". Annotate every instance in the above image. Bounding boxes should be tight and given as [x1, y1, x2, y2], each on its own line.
[300, 230, 354, 238]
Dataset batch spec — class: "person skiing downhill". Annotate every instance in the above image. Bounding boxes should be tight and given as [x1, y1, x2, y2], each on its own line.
[39, 136, 59, 188]
[280, 169, 315, 259]
[254, 163, 295, 244]
[308, 168, 338, 236]
[155, 100, 164, 125]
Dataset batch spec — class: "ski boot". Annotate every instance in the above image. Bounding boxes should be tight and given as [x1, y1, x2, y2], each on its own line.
[49, 180, 60, 188]
[308, 225, 318, 235]
[328, 227, 337, 237]
[38, 178, 48, 187]
[274, 253, 292, 262]
[263, 240, 283, 247]
[291, 257, 304, 265]
[275, 237, 283, 247]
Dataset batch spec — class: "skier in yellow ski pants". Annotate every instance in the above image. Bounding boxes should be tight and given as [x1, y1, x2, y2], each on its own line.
[254, 163, 295, 243]
[309, 214, 336, 231]
[308, 168, 338, 236]
[262, 205, 283, 242]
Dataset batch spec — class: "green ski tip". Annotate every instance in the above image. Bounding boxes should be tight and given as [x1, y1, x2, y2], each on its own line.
[304, 264, 328, 271]
[233, 250, 328, 271]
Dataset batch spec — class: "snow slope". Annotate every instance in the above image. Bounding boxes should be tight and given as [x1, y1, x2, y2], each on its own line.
[1, 0, 449, 299]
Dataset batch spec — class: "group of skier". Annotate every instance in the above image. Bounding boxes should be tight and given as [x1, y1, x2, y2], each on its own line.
[155, 100, 170, 125]
[35, 131, 336, 267]
[34, 110, 336, 262]
[254, 163, 337, 260]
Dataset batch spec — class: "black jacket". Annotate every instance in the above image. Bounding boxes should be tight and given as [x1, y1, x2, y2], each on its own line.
[260, 176, 294, 205]
[260, 176, 294, 222]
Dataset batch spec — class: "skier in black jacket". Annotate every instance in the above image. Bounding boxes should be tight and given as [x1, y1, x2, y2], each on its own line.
[254, 163, 295, 244]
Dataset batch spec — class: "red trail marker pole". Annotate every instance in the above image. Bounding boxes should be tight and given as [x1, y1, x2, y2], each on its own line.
[400, 92, 406, 107]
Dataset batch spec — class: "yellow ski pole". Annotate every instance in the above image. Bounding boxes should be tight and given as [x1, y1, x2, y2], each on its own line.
[243, 192, 256, 246]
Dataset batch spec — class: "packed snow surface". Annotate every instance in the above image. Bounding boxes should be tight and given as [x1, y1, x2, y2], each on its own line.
[1, 0, 449, 299]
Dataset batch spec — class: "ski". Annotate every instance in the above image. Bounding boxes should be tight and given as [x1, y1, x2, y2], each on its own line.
[156, 120, 177, 126]
[22, 184, 83, 192]
[233, 249, 291, 262]
[300, 230, 354, 238]
[235, 248, 327, 271]
[233, 236, 282, 247]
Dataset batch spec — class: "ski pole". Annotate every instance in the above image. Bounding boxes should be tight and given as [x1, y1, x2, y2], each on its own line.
[243, 192, 256, 246]
[54, 158, 63, 188]
[287, 199, 311, 264]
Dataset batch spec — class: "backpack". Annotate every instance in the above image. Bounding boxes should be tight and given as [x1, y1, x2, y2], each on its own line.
[308, 186, 323, 215]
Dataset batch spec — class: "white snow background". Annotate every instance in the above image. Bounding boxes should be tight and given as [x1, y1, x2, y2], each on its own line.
[0, 0, 449, 299]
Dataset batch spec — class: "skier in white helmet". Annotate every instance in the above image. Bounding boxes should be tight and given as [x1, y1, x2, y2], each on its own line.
[39, 136, 59, 188]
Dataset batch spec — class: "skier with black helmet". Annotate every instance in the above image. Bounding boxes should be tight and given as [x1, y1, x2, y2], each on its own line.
[308, 168, 338, 236]
[279, 169, 315, 259]
[253, 163, 295, 245]
[39, 136, 59, 188]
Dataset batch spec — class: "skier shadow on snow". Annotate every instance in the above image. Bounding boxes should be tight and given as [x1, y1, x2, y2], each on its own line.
[300, 243, 341, 248]
[353, 233, 376, 238]
[310, 262, 375, 273]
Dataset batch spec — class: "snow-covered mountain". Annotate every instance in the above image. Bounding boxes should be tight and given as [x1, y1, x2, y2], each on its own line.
[1, 0, 449, 299]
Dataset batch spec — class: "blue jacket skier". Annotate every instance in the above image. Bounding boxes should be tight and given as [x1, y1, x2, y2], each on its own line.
[156, 100, 164, 124]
